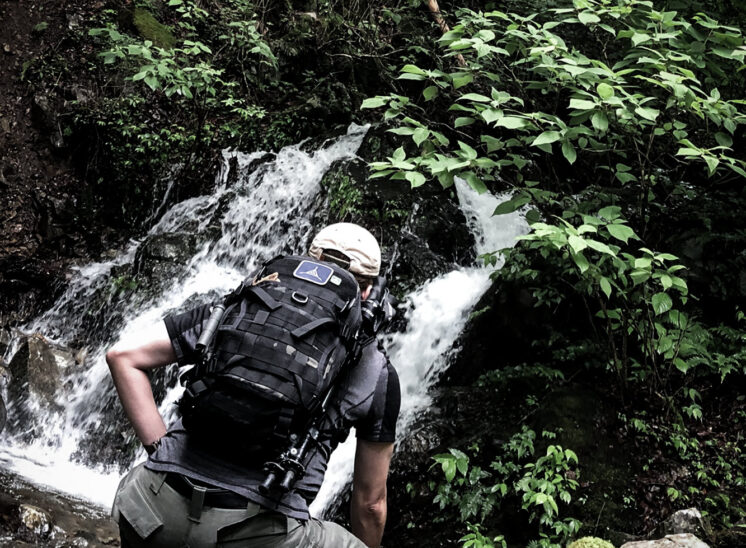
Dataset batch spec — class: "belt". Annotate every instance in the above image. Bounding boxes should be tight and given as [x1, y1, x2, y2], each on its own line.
[164, 473, 251, 510]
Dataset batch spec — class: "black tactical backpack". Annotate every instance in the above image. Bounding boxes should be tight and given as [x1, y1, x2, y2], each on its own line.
[178, 255, 363, 458]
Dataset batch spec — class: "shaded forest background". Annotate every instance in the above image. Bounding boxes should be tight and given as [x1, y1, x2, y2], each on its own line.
[1, 0, 745, 546]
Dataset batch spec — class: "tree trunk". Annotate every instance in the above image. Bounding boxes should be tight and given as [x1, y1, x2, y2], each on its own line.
[426, 0, 466, 67]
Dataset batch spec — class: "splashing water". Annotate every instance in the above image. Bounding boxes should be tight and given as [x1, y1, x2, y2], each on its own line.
[310, 180, 529, 515]
[0, 128, 528, 519]
[0, 125, 369, 507]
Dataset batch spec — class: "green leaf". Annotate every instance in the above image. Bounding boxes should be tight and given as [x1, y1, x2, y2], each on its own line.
[144, 75, 159, 91]
[704, 155, 719, 175]
[569, 98, 596, 110]
[597, 82, 614, 99]
[462, 172, 487, 194]
[591, 111, 609, 132]
[572, 252, 590, 273]
[452, 73, 473, 89]
[456, 141, 477, 161]
[423, 86, 439, 101]
[460, 93, 491, 103]
[606, 223, 636, 243]
[495, 116, 529, 129]
[562, 141, 577, 164]
[405, 171, 427, 188]
[532, 131, 561, 146]
[454, 117, 475, 128]
[600, 277, 612, 298]
[586, 239, 615, 255]
[413, 128, 429, 147]
[388, 127, 415, 136]
[481, 135, 503, 152]
[361, 96, 388, 109]
[715, 132, 733, 147]
[630, 271, 650, 285]
[578, 11, 600, 24]
[493, 195, 530, 215]
[401, 64, 427, 76]
[631, 32, 651, 46]
[398, 73, 426, 81]
[635, 106, 659, 121]
[634, 257, 652, 269]
[652, 292, 673, 315]
[598, 206, 621, 220]
[676, 147, 701, 157]
[568, 235, 588, 253]
[615, 172, 637, 184]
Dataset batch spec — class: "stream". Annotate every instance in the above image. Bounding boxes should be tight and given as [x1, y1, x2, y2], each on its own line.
[0, 125, 528, 518]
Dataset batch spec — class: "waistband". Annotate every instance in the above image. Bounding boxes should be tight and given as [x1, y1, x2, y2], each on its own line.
[164, 472, 255, 510]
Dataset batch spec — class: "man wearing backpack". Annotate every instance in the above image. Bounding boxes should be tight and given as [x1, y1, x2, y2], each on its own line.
[107, 223, 401, 548]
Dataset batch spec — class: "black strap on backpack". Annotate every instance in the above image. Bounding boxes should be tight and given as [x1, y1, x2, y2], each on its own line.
[178, 255, 362, 461]
[177, 255, 396, 493]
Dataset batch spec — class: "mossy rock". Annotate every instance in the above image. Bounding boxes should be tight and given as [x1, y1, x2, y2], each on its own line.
[132, 8, 176, 49]
[567, 537, 615, 548]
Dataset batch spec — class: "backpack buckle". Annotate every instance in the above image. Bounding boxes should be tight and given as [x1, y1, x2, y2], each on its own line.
[291, 291, 308, 305]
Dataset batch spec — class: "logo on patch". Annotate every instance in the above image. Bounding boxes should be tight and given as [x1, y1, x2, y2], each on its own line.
[293, 260, 333, 285]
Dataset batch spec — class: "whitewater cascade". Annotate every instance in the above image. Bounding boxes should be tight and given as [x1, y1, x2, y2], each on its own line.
[310, 179, 528, 514]
[0, 125, 528, 517]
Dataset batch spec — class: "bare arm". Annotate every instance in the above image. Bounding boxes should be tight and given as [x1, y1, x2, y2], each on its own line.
[350, 439, 394, 547]
[106, 338, 176, 445]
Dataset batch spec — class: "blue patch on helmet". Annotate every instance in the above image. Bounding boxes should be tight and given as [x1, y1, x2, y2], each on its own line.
[293, 260, 334, 286]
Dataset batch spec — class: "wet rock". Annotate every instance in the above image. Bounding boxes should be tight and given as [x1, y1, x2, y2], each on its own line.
[0, 470, 119, 547]
[31, 92, 55, 130]
[621, 534, 709, 548]
[0, 324, 10, 355]
[661, 508, 711, 539]
[0, 389, 6, 434]
[6, 335, 62, 436]
[8, 334, 61, 403]
[18, 504, 53, 541]
[133, 231, 199, 281]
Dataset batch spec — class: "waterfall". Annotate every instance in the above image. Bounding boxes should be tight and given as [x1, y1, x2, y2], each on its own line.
[0, 126, 528, 518]
[310, 180, 529, 515]
[0, 125, 369, 507]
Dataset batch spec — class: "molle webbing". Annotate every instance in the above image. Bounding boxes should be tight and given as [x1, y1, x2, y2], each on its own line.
[179, 254, 363, 448]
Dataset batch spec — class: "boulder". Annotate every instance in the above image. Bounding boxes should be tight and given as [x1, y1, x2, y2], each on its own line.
[7, 334, 61, 404]
[18, 504, 53, 541]
[133, 231, 199, 281]
[6, 335, 62, 436]
[0, 325, 11, 356]
[661, 508, 711, 539]
[621, 533, 709, 548]
[0, 389, 6, 434]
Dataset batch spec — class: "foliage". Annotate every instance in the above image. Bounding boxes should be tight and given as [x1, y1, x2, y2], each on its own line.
[567, 537, 615, 548]
[361, 0, 746, 541]
[322, 172, 363, 222]
[621, 409, 746, 529]
[363, 1, 746, 205]
[492, 204, 746, 411]
[430, 427, 581, 547]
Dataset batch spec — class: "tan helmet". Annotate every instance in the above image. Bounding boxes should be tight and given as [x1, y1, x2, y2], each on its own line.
[308, 223, 381, 278]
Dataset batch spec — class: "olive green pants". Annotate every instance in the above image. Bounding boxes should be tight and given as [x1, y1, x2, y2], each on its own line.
[112, 464, 366, 548]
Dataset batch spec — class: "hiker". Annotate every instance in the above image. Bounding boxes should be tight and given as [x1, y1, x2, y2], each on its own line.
[107, 223, 401, 548]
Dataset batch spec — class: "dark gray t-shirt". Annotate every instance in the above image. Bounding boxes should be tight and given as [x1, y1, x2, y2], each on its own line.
[146, 304, 400, 520]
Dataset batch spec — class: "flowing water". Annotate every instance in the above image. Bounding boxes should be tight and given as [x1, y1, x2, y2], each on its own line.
[310, 179, 528, 514]
[0, 126, 528, 517]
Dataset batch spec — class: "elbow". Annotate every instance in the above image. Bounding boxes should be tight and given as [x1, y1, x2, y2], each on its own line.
[356, 491, 387, 526]
[106, 349, 126, 371]
[366, 498, 387, 527]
